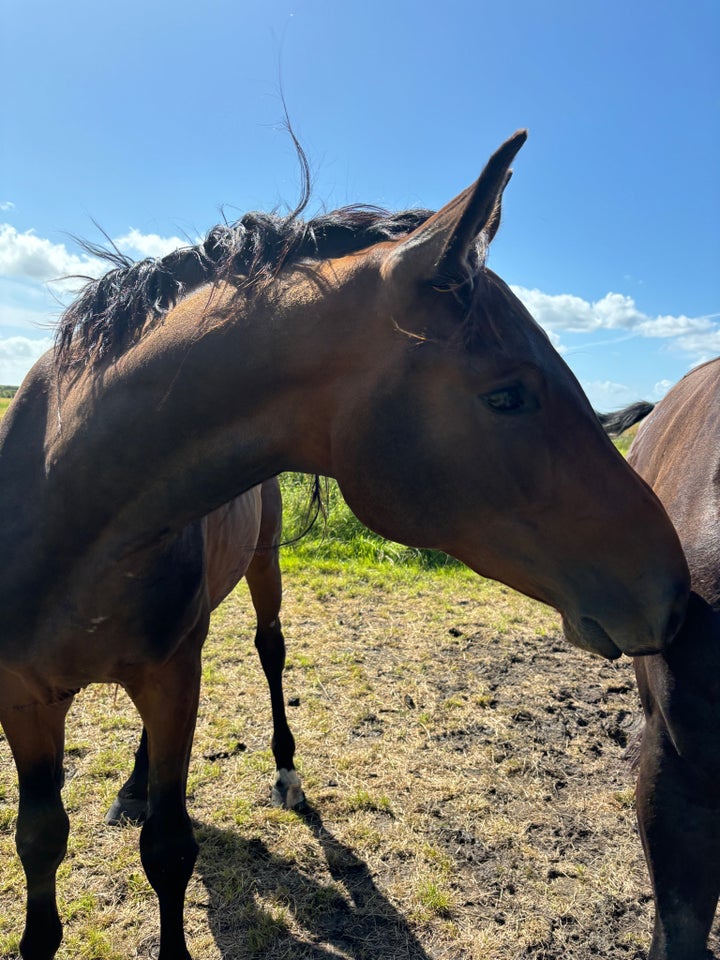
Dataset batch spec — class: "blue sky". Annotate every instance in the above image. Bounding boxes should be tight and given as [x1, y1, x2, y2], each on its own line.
[1, 0, 718, 408]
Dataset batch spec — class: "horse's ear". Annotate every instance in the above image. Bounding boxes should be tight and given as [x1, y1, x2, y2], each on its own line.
[386, 131, 527, 288]
[483, 169, 512, 247]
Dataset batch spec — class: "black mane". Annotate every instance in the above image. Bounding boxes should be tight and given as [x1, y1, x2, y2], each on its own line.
[55, 205, 434, 368]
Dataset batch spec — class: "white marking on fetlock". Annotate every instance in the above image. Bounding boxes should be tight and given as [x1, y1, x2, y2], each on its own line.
[272, 768, 304, 809]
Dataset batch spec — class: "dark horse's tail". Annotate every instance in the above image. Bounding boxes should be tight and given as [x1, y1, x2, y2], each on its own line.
[596, 400, 655, 438]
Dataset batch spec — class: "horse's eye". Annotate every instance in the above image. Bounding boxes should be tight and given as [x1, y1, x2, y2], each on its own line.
[482, 385, 526, 413]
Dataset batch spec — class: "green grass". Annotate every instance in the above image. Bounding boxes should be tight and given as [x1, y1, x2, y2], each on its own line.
[613, 423, 640, 456]
[278, 473, 462, 572]
[414, 877, 455, 918]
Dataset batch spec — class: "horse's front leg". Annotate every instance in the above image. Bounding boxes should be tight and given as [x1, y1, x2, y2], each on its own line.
[636, 713, 720, 960]
[0, 695, 72, 960]
[125, 637, 204, 960]
[106, 632, 302, 825]
[634, 610, 720, 960]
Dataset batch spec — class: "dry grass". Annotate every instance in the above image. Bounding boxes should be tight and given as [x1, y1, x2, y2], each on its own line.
[1, 563, 718, 959]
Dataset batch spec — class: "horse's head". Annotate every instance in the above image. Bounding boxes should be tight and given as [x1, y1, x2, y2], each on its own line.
[327, 132, 689, 660]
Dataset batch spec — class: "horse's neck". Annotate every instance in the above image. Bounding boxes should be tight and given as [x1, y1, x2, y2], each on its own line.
[44, 277, 354, 551]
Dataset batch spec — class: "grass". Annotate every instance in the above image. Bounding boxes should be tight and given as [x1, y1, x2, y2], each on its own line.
[278, 473, 462, 572]
[612, 422, 641, 456]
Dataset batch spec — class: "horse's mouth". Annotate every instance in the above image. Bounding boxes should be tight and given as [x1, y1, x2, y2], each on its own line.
[561, 615, 623, 661]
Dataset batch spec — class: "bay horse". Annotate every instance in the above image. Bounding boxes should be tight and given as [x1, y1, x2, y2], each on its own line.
[108, 400, 658, 828]
[627, 358, 720, 960]
[0, 131, 690, 959]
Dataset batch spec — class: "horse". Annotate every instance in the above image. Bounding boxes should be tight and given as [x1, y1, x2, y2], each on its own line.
[104, 475, 304, 827]
[0, 131, 690, 959]
[108, 400, 659, 829]
[627, 358, 720, 960]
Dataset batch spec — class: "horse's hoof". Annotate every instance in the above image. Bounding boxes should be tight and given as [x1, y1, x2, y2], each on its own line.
[271, 768, 306, 810]
[105, 795, 148, 826]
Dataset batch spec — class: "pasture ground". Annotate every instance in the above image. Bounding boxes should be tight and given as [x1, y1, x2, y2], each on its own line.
[1, 559, 718, 959]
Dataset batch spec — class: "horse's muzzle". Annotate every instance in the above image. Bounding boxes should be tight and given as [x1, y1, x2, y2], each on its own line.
[562, 615, 622, 660]
[561, 586, 688, 660]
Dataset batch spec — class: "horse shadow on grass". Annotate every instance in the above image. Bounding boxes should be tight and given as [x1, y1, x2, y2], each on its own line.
[192, 803, 432, 960]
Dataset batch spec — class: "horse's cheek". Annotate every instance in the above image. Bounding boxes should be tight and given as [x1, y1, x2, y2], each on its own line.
[333, 387, 457, 548]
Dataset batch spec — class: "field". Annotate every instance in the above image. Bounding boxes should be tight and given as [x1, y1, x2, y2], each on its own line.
[0, 407, 717, 958]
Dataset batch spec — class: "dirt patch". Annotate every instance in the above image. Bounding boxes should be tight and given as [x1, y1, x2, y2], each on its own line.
[0, 568, 718, 959]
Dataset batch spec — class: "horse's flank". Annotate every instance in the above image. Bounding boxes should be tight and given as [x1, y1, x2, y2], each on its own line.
[630, 358, 720, 607]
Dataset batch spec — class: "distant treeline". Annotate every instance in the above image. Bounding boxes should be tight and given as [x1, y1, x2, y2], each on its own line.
[0, 386, 17, 398]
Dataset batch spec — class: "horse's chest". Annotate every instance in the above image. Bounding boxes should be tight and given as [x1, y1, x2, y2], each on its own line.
[132, 533, 208, 656]
[45, 526, 208, 676]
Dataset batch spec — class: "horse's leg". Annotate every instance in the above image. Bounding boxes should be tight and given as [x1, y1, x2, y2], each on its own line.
[0, 696, 72, 960]
[124, 635, 204, 960]
[634, 603, 720, 960]
[636, 714, 720, 960]
[105, 726, 149, 825]
[245, 479, 304, 809]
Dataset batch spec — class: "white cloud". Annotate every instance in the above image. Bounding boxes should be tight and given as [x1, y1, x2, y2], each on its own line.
[512, 287, 598, 333]
[0, 224, 192, 315]
[0, 201, 15, 212]
[0, 224, 188, 287]
[0, 272, 76, 342]
[0, 336, 53, 386]
[115, 228, 188, 259]
[512, 285, 720, 362]
[664, 329, 720, 358]
[582, 379, 639, 409]
[0, 224, 102, 282]
[652, 379, 673, 399]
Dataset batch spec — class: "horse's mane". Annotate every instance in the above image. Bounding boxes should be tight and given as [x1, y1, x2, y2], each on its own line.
[55, 205, 434, 369]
